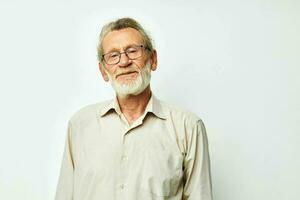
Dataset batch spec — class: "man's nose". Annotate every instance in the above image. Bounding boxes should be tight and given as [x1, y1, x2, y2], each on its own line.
[118, 53, 132, 67]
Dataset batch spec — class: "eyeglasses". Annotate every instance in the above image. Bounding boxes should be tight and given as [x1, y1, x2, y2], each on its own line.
[102, 45, 148, 65]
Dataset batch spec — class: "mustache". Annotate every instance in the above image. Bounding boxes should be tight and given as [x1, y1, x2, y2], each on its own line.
[114, 68, 140, 79]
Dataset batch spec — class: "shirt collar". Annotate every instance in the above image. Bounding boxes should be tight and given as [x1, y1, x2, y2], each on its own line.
[99, 97, 122, 117]
[99, 93, 166, 120]
[144, 94, 166, 120]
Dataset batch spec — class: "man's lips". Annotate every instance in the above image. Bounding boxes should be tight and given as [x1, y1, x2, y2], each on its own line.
[116, 71, 138, 78]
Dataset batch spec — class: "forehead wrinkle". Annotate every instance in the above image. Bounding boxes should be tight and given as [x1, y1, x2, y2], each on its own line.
[102, 28, 144, 53]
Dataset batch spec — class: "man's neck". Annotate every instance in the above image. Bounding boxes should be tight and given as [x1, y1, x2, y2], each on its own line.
[117, 86, 151, 125]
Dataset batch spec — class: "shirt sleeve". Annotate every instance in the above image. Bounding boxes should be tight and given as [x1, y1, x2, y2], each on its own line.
[182, 120, 213, 200]
[55, 121, 74, 200]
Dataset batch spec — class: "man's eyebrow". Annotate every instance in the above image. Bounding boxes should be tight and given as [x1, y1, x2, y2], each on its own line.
[104, 47, 119, 54]
[105, 44, 141, 53]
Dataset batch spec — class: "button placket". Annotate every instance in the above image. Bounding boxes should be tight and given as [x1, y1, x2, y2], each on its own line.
[117, 132, 130, 195]
[121, 136, 129, 168]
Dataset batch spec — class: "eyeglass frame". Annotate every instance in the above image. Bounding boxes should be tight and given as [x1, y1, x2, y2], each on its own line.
[102, 44, 150, 65]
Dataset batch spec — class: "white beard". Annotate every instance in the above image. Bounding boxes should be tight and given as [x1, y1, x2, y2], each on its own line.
[106, 60, 152, 98]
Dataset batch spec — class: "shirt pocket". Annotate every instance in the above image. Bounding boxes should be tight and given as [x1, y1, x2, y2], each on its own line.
[139, 145, 184, 197]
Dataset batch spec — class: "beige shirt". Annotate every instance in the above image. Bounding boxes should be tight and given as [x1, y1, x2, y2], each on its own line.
[55, 95, 213, 200]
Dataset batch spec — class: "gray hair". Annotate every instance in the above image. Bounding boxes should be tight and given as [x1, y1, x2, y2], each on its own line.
[97, 17, 154, 63]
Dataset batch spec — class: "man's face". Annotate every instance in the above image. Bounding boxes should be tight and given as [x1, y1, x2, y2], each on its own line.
[99, 28, 157, 97]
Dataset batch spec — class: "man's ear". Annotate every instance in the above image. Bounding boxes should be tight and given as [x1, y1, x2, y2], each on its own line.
[98, 62, 109, 82]
[150, 49, 158, 71]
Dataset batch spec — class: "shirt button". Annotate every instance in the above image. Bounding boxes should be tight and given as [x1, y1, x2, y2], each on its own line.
[120, 184, 125, 189]
[121, 155, 128, 161]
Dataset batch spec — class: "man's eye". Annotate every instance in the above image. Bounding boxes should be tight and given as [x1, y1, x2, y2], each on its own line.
[109, 53, 119, 58]
[127, 48, 137, 53]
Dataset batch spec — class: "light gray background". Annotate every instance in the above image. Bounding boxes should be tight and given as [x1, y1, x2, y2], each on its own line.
[0, 0, 299, 199]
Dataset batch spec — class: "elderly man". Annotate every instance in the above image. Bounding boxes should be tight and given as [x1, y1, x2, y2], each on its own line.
[55, 17, 213, 200]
